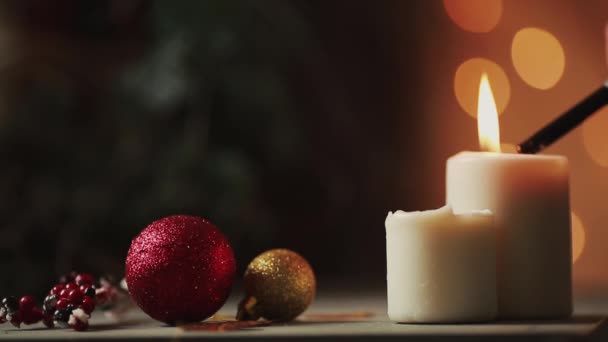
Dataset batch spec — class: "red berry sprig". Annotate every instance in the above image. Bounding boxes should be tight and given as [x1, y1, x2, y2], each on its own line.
[0, 272, 108, 332]
[48, 273, 97, 331]
[0, 295, 44, 328]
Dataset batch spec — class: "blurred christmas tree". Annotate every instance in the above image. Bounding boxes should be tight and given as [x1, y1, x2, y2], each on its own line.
[0, 0, 422, 297]
[0, 0, 312, 295]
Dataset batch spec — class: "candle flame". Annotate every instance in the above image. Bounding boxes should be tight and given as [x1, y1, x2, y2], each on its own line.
[477, 73, 501, 152]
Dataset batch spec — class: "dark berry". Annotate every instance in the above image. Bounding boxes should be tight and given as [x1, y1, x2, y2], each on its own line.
[9, 311, 22, 328]
[21, 314, 34, 325]
[2, 297, 19, 313]
[50, 284, 65, 296]
[59, 288, 70, 299]
[79, 297, 95, 314]
[43, 294, 58, 313]
[83, 287, 96, 298]
[42, 313, 54, 328]
[75, 274, 94, 286]
[94, 289, 109, 306]
[70, 318, 89, 331]
[55, 298, 69, 310]
[64, 282, 78, 291]
[22, 307, 43, 325]
[53, 309, 71, 323]
[19, 295, 35, 312]
[67, 289, 82, 304]
[66, 304, 75, 311]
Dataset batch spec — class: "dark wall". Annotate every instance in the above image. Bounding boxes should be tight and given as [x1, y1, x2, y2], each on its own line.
[0, 0, 430, 296]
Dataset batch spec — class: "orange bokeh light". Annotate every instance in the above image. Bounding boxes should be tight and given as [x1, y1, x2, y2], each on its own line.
[443, 0, 503, 33]
[454, 58, 510, 118]
[571, 212, 586, 264]
[582, 106, 608, 167]
[511, 28, 565, 90]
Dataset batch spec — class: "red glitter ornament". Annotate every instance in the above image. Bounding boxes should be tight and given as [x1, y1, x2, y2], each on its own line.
[125, 215, 236, 325]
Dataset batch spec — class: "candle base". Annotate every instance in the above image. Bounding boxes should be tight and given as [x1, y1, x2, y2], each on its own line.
[447, 151, 572, 320]
[389, 312, 497, 324]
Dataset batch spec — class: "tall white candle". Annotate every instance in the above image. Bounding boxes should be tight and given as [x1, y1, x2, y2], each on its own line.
[386, 206, 496, 323]
[446, 152, 571, 319]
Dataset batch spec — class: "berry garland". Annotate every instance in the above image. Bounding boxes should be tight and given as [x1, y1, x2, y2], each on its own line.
[0, 272, 129, 332]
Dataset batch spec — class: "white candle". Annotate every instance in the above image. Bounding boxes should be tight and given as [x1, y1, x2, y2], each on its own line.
[446, 152, 571, 318]
[386, 206, 496, 323]
[444, 74, 572, 318]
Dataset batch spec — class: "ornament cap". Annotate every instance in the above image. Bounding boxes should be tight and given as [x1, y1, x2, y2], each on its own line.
[236, 296, 260, 321]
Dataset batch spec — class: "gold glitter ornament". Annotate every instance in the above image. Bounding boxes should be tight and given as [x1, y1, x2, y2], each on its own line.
[237, 249, 316, 321]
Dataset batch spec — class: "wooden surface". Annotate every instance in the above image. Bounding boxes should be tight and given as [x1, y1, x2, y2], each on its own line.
[1, 289, 606, 341]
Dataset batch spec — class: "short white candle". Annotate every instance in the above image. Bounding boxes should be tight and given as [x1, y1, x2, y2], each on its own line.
[447, 152, 572, 318]
[385, 206, 497, 323]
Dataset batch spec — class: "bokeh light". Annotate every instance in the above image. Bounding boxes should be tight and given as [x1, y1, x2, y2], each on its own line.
[443, 0, 503, 33]
[582, 106, 608, 167]
[571, 212, 586, 264]
[454, 58, 511, 118]
[511, 28, 565, 90]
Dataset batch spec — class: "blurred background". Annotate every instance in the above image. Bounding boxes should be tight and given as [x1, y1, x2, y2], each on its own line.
[0, 0, 606, 298]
